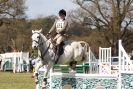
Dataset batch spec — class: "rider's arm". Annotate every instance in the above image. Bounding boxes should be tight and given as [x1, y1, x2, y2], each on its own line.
[58, 20, 68, 33]
[48, 21, 56, 33]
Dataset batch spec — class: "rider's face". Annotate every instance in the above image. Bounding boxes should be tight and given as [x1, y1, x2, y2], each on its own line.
[59, 14, 65, 20]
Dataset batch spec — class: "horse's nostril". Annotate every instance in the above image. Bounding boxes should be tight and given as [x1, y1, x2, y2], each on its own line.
[33, 46, 37, 50]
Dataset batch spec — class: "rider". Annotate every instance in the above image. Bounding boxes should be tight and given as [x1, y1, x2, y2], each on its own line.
[47, 9, 68, 63]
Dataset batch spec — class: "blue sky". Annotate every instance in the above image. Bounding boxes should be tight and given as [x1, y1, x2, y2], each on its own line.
[25, 0, 77, 19]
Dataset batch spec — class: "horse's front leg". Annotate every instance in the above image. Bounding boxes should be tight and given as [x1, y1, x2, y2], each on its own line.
[43, 62, 54, 81]
[34, 61, 43, 83]
[42, 62, 54, 88]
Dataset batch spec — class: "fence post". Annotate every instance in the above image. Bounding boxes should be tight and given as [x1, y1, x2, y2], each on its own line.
[118, 40, 122, 89]
[49, 68, 52, 89]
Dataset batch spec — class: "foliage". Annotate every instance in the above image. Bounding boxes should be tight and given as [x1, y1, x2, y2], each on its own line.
[0, 16, 56, 53]
[69, 0, 133, 55]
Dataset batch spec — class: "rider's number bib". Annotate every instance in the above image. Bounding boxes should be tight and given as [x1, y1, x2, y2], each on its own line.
[56, 20, 64, 30]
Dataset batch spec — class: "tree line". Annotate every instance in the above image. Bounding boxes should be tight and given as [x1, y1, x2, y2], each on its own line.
[0, 0, 132, 56]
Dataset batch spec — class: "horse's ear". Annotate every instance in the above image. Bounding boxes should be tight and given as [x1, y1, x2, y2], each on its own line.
[32, 30, 34, 34]
[39, 28, 42, 33]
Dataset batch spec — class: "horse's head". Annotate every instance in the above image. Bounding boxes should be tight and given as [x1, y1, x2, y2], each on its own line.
[31, 29, 42, 49]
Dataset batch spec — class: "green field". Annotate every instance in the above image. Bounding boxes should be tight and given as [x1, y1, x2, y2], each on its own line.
[0, 72, 35, 89]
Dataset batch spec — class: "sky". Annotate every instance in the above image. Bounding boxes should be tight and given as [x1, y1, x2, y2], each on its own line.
[25, 0, 77, 19]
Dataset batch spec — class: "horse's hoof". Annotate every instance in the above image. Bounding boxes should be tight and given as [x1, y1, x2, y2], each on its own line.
[42, 87, 46, 89]
[35, 79, 39, 84]
[31, 75, 35, 78]
[35, 77, 39, 83]
[43, 78, 47, 83]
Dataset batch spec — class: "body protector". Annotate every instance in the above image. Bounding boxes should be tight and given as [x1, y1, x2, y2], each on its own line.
[56, 19, 65, 34]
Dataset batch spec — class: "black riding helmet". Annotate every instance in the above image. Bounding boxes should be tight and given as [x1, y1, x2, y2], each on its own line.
[59, 9, 66, 16]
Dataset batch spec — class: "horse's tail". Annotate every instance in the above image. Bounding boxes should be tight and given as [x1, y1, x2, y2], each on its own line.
[79, 41, 89, 61]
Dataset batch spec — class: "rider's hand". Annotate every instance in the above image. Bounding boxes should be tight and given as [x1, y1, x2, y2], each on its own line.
[46, 32, 50, 37]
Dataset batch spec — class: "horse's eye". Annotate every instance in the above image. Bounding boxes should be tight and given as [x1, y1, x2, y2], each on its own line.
[37, 36, 40, 39]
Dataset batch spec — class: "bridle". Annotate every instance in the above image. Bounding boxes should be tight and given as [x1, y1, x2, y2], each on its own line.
[32, 33, 43, 47]
[32, 32, 51, 59]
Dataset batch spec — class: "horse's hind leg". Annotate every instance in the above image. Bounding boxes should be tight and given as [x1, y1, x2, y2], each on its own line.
[69, 61, 77, 73]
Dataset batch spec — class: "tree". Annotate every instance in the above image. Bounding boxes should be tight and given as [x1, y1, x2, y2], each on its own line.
[0, 0, 26, 26]
[71, 0, 133, 55]
[30, 16, 56, 34]
[0, 0, 26, 52]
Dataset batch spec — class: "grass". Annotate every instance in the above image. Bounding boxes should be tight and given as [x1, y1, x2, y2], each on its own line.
[0, 72, 35, 89]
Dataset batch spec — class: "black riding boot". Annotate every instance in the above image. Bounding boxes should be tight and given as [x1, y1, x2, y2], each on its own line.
[55, 44, 60, 64]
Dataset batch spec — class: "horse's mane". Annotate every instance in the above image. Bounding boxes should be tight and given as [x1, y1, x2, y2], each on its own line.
[40, 33, 47, 42]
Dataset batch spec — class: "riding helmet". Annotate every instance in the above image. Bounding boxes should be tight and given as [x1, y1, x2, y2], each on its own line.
[59, 9, 66, 16]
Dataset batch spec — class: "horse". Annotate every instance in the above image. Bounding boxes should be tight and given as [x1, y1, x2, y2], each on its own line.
[31, 29, 89, 82]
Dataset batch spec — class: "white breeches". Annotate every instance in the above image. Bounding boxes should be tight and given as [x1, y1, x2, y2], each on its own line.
[53, 34, 64, 45]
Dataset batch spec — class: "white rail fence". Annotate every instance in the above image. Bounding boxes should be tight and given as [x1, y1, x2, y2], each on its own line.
[0, 52, 29, 73]
[99, 47, 111, 74]
[119, 40, 133, 73]
[88, 47, 98, 74]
